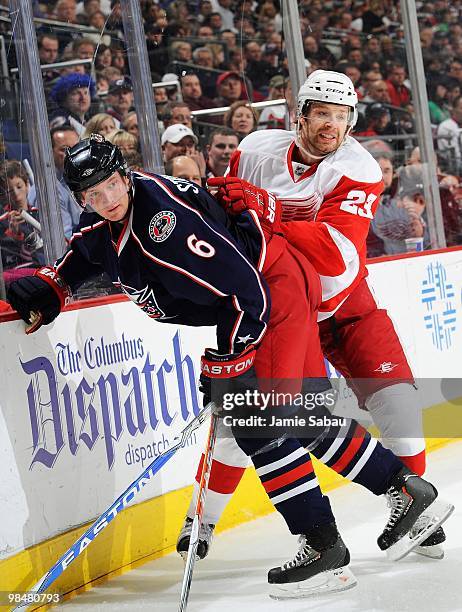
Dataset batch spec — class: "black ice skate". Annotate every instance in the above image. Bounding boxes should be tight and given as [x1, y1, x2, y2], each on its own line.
[378, 467, 454, 561]
[176, 516, 215, 561]
[268, 523, 357, 600]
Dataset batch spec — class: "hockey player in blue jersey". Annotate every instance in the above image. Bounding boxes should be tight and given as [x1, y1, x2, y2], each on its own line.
[7, 135, 453, 599]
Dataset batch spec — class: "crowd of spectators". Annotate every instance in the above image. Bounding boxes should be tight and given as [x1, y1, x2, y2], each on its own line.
[1, 0, 462, 287]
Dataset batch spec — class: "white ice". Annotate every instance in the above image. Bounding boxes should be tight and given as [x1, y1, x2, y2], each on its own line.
[56, 441, 462, 612]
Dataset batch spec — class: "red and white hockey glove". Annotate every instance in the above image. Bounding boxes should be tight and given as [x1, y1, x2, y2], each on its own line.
[208, 176, 282, 234]
[199, 345, 257, 409]
[7, 267, 71, 334]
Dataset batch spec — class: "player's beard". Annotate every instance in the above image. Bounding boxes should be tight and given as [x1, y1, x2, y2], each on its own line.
[296, 120, 348, 163]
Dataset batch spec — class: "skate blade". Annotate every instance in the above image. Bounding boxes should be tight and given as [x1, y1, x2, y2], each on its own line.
[269, 565, 357, 600]
[413, 544, 444, 560]
[386, 497, 454, 562]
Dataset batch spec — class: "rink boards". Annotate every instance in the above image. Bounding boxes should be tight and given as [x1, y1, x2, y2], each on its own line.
[1, 247, 461, 604]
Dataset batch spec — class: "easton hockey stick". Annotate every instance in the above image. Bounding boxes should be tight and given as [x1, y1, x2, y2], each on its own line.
[13, 402, 215, 611]
[178, 411, 219, 612]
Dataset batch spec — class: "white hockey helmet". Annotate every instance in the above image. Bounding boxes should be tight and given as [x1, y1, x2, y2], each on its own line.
[297, 70, 358, 127]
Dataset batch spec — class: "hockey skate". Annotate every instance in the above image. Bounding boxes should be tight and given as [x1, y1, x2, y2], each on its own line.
[268, 523, 357, 600]
[378, 467, 454, 562]
[176, 516, 215, 561]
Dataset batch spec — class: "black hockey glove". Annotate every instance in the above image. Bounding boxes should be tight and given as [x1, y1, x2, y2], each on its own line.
[199, 345, 257, 411]
[7, 267, 71, 334]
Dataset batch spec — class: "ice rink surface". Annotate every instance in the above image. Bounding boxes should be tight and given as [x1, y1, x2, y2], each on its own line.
[56, 441, 462, 612]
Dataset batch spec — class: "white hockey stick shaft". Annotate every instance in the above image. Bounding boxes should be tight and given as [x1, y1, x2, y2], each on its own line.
[12, 403, 215, 611]
[178, 411, 219, 612]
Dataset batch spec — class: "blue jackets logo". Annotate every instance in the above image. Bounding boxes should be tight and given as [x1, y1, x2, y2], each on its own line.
[421, 261, 457, 350]
[149, 210, 176, 242]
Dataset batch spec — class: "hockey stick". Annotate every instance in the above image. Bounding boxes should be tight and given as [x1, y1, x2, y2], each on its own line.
[13, 402, 215, 611]
[178, 411, 219, 612]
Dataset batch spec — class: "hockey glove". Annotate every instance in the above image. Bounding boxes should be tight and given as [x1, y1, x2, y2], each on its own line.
[208, 176, 282, 234]
[199, 345, 257, 411]
[7, 267, 71, 334]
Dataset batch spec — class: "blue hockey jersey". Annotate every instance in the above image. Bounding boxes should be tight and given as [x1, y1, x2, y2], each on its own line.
[55, 171, 270, 354]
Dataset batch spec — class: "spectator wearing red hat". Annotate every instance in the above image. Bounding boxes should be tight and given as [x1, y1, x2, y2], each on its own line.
[214, 71, 243, 107]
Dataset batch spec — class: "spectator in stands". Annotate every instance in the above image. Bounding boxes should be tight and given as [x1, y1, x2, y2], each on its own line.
[224, 101, 258, 139]
[37, 32, 60, 91]
[448, 60, 462, 88]
[106, 129, 138, 155]
[49, 73, 96, 136]
[197, 25, 215, 38]
[161, 124, 198, 162]
[100, 66, 122, 83]
[372, 163, 427, 255]
[154, 86, 169, 112]
[146, 23, 169, 79]
[361, 0, 389, 34]
[164, 155, 202, 187]
[73, 37, 97, 61]
[244, 41, 276, 92]
[95, 45, 112, 70]
[37, 32, 59, 65]
[105, 76, 134, 127]
[428, 79, 450, 125]
[364, 36, 382, 66]
[110, 40, 128, 74]
[214, 71, 243, 107]
[170, 40, 193, 64]
[193, 47, 215, 69]
[54, 0, 80, 50]
[205, 127, 239, 178]
[28, 127, 81, 240]
[180, 72, 216, 113]
[258, 74, 289, 129]
[82, 113, 117, 138]
[356, 103, 392, 137]
[220, 29, 238, 53]
[206, 12, 224, 34]
[0, 160, 44, 271]
[162, 102, 194, 129]
[360, 69, 384, 96]
[198, 0, 213, 24]
[87, 12, 111, 45]
[385, 64, 411, 108]
[123, 150, 143, 172]
[362, 79, 392, 104]
[122, 112, 139, 137]
[380, 36, 406, 65]
[303, 34, 336, 70]
[437, 95, 462, 175]
[211, 0, 235, 30]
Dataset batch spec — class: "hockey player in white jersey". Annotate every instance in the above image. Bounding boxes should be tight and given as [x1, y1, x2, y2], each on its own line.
[180, 70, 447, 562]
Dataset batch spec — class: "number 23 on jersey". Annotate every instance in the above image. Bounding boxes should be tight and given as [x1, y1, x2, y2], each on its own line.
[340, 190, 377, 219]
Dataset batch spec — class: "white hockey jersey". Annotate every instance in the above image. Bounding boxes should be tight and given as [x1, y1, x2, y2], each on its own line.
[228, 129, 384, 320]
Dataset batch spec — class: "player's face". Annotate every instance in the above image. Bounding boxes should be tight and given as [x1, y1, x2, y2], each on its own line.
[81, 172, 131, 222]
[299, 103, 350, 157]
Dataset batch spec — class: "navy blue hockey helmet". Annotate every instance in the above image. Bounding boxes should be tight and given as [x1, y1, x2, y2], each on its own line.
[63, 134, 129, 203]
